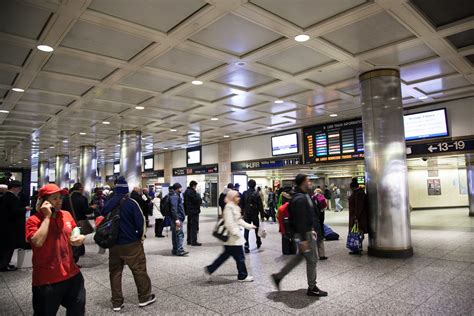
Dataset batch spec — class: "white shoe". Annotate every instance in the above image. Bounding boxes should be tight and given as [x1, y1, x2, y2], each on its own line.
[113, 304, 124, 312]
[138, 294, 156, 307]
[238, 275, 254, 282]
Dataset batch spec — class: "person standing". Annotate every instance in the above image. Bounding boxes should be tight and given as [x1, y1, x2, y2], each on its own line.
[267, 188, 277, 223]
[0, 181, 30, 271]
[241, 179, 263, 253]
[271, 174, 328, 297]
[218, 183, 233, 216]
[312, 188, 328, 260]
[152, 194, 164, 238]
[131, 187, 150, 228]
[26, 184, 86, 315]
[184, 181, 202, 246]
[323, 185, 332, 211]
[169, 183, 188, 256]
[348, 178, 368, 255]
[205, 190, 256, 282]
[102, 177, 155, 312]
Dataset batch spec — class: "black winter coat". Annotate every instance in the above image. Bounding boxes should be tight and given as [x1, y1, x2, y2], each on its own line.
[62, 191, 93, 220]
[0, 191, 27, 249]
[184, 187, 202, 215]
[130, 191, 148, 216]
[289, 188, 322, 241]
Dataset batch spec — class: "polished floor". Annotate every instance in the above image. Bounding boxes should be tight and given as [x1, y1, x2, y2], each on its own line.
[1, 208, 473, 315]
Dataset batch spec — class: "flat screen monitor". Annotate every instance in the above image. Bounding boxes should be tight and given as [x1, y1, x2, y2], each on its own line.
[272, 133, 299, 156]
[187, 146, 201, 166]
[144, 156, 154, 171]
[113, 162, 120, 174]
[404, 108, 448, 141]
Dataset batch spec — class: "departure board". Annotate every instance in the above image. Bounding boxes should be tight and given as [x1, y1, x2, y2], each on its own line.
[303, 119, 365, 164]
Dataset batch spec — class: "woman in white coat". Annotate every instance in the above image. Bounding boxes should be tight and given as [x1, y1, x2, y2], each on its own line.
[205, 190, 256, 282]
[152, 194, 165, 238]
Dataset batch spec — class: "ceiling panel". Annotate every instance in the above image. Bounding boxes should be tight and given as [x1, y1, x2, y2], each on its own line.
[414, 75, 471, 94]
[120, 71, 183, 92]
[367, 44, 436, 66]
[251, 101, 300, 114]
[0, 44, 31, 66]
[251, 0, 367, 28]
[213, 68, 277, 89]
[147, 48, 223, 76]
[290, 90, 341, 106]
[61, 20, 152, 60]
[190, 14, 282, 56]
[21, 91, 74, 106]
[410, 0, 474, 27]
[262, 83, 309, 98]
[222, 94, 262, 108]
[30, 75, 93, 96]
[95, 86, 152, 104]
[0, 0, 51, 39]
[282, 107, 329, 120]
[188, 104, 234, 117]
[446, 29, 474, 50]
[400, 58, 455, 83]
[337, 83, 360, 96]
[89, 0, 206, 32]
[258, 45, 334, 74]
[252, 115, 293, 127]
[322, 12, 414, 54]
[148, 96, 198, 112]
[223, 109, 264, 121]
[178, 85, 235, 102]
[0, 70, 16, 85]
[466, 55, 474, 66]
[43, 54, 117, 80]
[306, 66, 357, 86]
[81, 99, 130, 114]
[13, 102, 63, 115]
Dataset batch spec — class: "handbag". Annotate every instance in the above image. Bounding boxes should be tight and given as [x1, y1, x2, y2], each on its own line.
[346, 222, 363, 252]
[69, 194, 95, 235]
[212, 218, 229, 242]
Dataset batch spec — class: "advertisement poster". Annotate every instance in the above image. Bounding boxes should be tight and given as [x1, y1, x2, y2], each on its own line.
[427, 179, 441, 195]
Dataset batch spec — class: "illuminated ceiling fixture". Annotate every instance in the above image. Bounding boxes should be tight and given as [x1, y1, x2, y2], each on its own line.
[274, 100, 284, 104]
[294, 34, 310, 42]
[62, 140, 68, 143]
[191, 80, 203, 85]
[211, 117, 219, 121]
[12, 88, 24, 92]
[418, 96, 428, 100]
[267, 126, 273, 129]
[0, 110, 9, 113]
[162, 147, 168, 150]
[37, 45, 54, 52]
[79, 132, 87, 135]
[135, 106, 145, 110]
[330, 114, 338, 117]
[170, 129, 177, 132]
[102, 121, 110, 124]
[223, 135, 230, 138]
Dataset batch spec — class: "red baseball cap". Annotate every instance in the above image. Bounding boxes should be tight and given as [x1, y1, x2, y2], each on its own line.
[38, 183, 68, 198]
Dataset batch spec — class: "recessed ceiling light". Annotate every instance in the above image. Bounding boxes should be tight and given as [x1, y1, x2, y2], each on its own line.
[330, 114, 338, 117]
[24, 158, 28, 161]
[170, 129, 177, 132]
[418, 96, 428, 100]
[39, 151, 44, 154]
[236, 62, 246, 66]
[294, 34, 310, 42]
[223, 135, 230, 138]
[274, 100, 284, 104]
[102, 121, 110, 125]
[0, 110, 9, 114]
[37, 45, 54, 52]
[12, 88, 24, 92]
[267, 126, 273, 129]
[135, 106, 145, 110]
[191, 80, 203, 85]
[162, 147, 168, 150]
[99, 149, 104, 151]
[62, 140, 68, 143]
[50, 145, 55, 148]
[79, 132, 87, 135]
[211, 117, 219, 121]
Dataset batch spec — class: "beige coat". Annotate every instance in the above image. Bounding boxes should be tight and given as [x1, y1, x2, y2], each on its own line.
[223, 201, 254, 246]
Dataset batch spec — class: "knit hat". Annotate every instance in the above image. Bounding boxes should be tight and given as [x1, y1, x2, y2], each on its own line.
[172, 183, 182, 190]
[115, 176, 129, 194]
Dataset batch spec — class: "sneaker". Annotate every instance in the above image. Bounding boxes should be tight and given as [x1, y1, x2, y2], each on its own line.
[271, 273, 281, 291]
[238, 275, 254, 282]
[307, 286, 328, 297]
[319, 256, 328, 260]
[139, 294, 156, 307]
[176, 251, 189, 256]
[113, 304, 124, 312]
[191, 242, 202, 246]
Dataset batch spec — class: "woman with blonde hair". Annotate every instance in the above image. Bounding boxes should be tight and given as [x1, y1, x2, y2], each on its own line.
[205, 190, 256, 282]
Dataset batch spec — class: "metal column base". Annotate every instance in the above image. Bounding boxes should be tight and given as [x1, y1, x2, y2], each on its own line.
[368, 246, 414, 258]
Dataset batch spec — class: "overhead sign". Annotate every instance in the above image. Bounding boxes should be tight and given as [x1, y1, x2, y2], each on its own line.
[231, 156, 302, 171]
[407, 138, 474, 156]
[173, 164, 218, 176]
[404, 109, 448, 141]
[142, 170, 164, 178]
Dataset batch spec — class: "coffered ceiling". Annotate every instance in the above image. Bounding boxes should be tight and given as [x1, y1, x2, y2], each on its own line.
[0, 0, 473, 169]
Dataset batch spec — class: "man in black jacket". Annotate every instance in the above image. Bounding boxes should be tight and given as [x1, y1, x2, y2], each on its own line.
[242, 179, 263, 253]
[271, 174, 328, 297]
[184, 181, 202, 246]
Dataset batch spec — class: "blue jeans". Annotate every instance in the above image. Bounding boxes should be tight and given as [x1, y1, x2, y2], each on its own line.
[170, 220, 185, 255]
[206, 246, 248, 280]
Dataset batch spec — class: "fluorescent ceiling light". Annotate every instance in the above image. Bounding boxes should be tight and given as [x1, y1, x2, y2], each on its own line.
[102, 121, 110, 124]
[135, 106, 145, 110]
[79, 132, 87, 135]
[0, 110, 9, 114]
[294, 34, 310, 42]
[12, 88, 24, 92]
[170, 129, 177, 132]
[274, 100, 284, 104]
[211, 117, 219, 121]
[223, 135, 230, 138]
[37, 45, 54, 52]
[191, 80, 203, 85]
[330, 114, 338, 117]
[418, 96, 428, 100]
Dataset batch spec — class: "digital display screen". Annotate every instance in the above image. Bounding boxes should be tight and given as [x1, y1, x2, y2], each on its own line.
[113, 162, 120, 174]
[271, 133, 299, 156]
[404, 109, 448, 141]
[187, 146, 201, 166]
[303, 119, 365, 164]
[144, 156, 154, 171]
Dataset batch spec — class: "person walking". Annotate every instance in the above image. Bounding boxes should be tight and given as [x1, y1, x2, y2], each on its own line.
[169, 183, 188, 256]
[333, 185, 343, 212]
[152, 194, 165, 238]
[312, 188, 328, 260]
[0, 181, 30, 271]
[205, 190, 256, 282]
[267, 188, 277, 223]
[102, 177, 155, 312]
[218, 183, 233, 216]
[323, 185, 332, 211]
[26, 183, 86, 315]
[348, 178, 368, 255]
[184, 181, 202, 246]
[271, 174, 328, 297]
[241, 179, 264, 253]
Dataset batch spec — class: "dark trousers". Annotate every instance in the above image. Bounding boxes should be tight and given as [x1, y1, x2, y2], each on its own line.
[32, 272, 86, 316]
[109, 241, 152, 308]
[269, 205, 276, 222]
[154, 218, 164, 237]
[207, 245, 248, 280]
[187, 214, 199, 244]
[244, 214, 261, 249]
[0, 246, 14, 268]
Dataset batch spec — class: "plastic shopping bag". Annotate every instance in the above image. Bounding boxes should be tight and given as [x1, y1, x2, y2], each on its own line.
[346, 223, 363, 252]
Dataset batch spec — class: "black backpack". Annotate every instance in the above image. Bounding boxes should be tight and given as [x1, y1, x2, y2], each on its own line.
[160, 194, 171, 217]
[244, 190, 260, 215]
[94, 196, 127, 249]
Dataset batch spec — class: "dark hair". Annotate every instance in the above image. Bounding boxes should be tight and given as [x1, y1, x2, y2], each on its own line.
[227, 183, 233, 189]
[72, 183, 83, 191]
[295, 174, 308, 186]
[350, 178, 359, 189]
[189, 180, 198, 188]
[7, 180, 22, 190]
[172, 183, 182, 190]
[248, 179, 256, 188]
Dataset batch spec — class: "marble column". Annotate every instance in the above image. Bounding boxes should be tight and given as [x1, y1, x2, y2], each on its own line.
[359, 68, 413, 258]
[38, 160, 50, 188]
[79, 145, 97, 198]
[55, 155, 70, 189]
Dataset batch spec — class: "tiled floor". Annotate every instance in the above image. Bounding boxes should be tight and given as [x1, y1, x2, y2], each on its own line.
[1, 208, 473, 315]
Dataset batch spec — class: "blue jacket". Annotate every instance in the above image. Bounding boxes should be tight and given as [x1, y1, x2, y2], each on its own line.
[169, 189, 185, 222]
[102, 193, 144, 245]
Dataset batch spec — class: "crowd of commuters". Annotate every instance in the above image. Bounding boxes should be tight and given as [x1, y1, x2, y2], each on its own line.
[0, 171, 370, 314]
